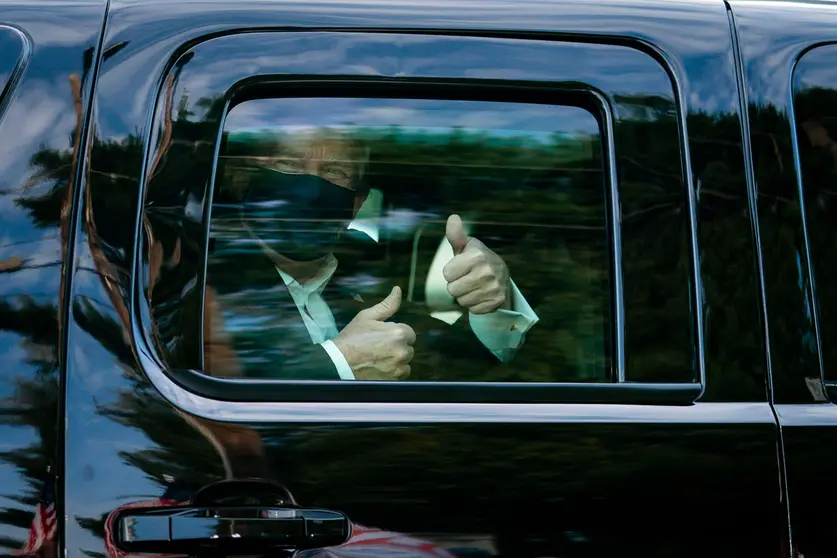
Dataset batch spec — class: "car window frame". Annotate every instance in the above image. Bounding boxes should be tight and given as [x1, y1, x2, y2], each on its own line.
[132, 31, 702, 405]
[790, 42, 837, 398]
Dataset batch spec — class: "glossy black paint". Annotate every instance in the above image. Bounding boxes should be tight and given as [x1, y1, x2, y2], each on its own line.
[794, 45, 837, 390]
[731, 1, 837, 556]
[0, 1, 107, 556]
[6, 0, 829, 556]
[68, 0, 783, 556]
[102, 0, 772, 403]
[729, 0, 833, 406]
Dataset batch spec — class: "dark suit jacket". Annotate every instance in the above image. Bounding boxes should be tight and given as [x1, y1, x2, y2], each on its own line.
[204, 226, 504, 381]
[205, 219, 610, 383]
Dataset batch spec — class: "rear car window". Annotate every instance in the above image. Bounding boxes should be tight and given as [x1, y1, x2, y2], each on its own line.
[793, 45, 837, 384]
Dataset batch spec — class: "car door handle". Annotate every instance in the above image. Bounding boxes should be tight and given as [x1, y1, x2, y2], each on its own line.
[116, 506, 351, 553]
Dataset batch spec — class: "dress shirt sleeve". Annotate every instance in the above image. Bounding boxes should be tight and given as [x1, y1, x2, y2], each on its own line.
[320, 340, 356, 380]
[468, 278, 539, 363]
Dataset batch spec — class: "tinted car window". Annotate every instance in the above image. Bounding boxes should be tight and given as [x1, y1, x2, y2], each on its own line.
[793, 45, 837, 384]
[204, 97, 611, 383]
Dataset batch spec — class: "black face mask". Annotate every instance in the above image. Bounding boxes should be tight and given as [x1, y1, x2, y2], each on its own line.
[240, 168, 357, 261]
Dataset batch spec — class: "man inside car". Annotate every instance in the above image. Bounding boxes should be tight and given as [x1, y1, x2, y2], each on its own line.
[203, 128, 538, 381]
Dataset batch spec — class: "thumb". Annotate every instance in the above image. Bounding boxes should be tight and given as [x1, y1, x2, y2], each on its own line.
[359, 286, 402, 321]
[446, 214, 470, 255]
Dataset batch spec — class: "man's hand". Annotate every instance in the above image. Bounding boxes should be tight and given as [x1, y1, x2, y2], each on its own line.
[332, 286, 416, 380]
[443, 214, 511, 315]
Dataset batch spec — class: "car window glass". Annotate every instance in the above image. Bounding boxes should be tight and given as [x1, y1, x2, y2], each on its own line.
[793, 45, 837, 384]
[204, 97, 611, 383]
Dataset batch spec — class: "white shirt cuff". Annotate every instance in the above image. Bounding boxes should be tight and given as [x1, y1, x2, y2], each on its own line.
[469, 279, 539, 362]
[320, 340, 355, 380]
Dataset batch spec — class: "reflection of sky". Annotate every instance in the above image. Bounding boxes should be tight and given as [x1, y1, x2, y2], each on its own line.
[794, 44, 837, 94]
[0, 67, 87, 293]
[0, 307, 161, 551]
[64, 290, 174, 554]
[96, 28, 689, 141]
[173, 33, 676, 126]
[0, 10, 108, 550]
[735, 1, 837, 106]
[1, 294, 165, 553]
[96, 0, 741, 138]
[0, 7, 105, 271]
[226, 97, 599, 139]
[0, 272, 62, 547]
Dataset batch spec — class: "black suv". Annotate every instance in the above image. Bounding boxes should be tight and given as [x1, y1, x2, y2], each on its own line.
[3, 0, 837, 556]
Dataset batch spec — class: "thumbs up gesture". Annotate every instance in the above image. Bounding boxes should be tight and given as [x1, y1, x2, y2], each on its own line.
[332, 286, 416, 380]
[443, 214, 511, 315]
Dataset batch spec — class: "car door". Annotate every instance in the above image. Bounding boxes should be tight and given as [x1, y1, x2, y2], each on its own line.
[0, 2, 107, 557]
[731, 1, 837, 556]
[63, 0, 785, 556]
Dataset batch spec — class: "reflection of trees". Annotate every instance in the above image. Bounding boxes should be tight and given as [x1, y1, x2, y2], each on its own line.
[0, 299, 60, 556]
[75, 295, 224, 481]
[0, 42, 136, 548]
[1, 82, 801, 550]
[0, 66, 86, 555]
[219, 122, 611, 381]
[218, 99, 763, 390]
[793, 87, 837, 392]
[0, 72, 229, 553]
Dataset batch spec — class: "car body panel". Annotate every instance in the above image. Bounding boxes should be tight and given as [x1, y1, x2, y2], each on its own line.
[58, 1, 784, 557]
[731, 0, 837, 555]
[0, 1, 108, 555]
[2, 0, 816, 556]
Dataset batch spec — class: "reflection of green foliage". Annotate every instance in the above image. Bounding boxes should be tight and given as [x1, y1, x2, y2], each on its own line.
[216, 123, 611, 382]
[227, 126, 594, 164]
[215, 99, 703, 385]
[2, 87, 796, 550]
